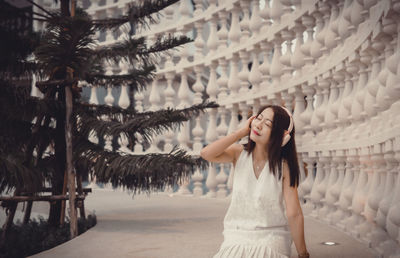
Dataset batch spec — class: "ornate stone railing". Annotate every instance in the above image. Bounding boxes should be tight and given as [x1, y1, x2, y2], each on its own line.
[31, 0, 400, 256]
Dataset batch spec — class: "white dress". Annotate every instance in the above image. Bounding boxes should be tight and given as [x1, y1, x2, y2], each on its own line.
[213, 149, 293, 258]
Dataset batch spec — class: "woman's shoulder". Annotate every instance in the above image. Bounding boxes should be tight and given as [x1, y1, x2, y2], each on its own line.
[231, 144, 246, 166]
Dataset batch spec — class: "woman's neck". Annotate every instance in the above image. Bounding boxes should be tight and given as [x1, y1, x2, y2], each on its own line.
[253, 144, 268, 162]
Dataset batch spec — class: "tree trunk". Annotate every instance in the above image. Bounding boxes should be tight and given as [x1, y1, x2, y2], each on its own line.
[0, 189, 19, 248]
[23, 200, 33, 224]
[65, 84, 78, 238]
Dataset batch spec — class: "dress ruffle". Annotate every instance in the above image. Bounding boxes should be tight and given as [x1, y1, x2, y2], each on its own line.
[213, 243, 290, 258]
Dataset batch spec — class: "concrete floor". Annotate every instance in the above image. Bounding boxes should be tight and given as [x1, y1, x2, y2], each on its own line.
[2, 188, 380, 258]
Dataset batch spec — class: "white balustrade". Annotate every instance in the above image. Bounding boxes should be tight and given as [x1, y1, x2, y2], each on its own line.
[71, 0, 400, 253]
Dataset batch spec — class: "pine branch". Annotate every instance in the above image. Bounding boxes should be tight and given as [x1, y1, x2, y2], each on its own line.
[0, 153, 44, 194]
[74, 139, 208, 194]
[83, 65, 155, 90]
[94, 34, 192, 67]
[92, 0, 180, 31]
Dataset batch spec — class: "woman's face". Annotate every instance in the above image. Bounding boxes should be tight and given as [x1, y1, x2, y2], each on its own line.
[249, 108, 274, 146]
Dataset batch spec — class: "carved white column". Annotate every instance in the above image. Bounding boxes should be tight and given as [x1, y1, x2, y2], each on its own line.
[270, 33, 283, 86]
[249, 0, 262, 37]
[192, 66, 205, 197]
[205, 61, 218, 197]
[163, 73, 176, 153]
[216, 107, 229, 198]
[228, 4, 241, 47]
[228, 53, 241, 97]
[309, 153, 325, 218]
[217, 10, 229, 51]
[226, 103, 240, 196]
[207, 15, 218, 57]
[249, 45, 262, 93]
[239, 0, 251, 42]
[238, 50, 250, 94]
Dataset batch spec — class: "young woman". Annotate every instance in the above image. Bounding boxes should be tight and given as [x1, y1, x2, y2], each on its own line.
[201, 105, 309, 258]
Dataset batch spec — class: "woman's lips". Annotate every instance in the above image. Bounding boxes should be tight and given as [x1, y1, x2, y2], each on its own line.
[253, 130, 260, 136]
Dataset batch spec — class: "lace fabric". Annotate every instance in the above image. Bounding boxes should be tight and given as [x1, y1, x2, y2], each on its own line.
[213, 149, 292, 258]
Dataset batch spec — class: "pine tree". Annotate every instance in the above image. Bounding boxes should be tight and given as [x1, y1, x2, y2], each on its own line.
[0, 0, 216, 241]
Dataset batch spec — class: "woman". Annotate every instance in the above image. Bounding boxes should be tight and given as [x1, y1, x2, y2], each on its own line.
[200, 105, 309, 258]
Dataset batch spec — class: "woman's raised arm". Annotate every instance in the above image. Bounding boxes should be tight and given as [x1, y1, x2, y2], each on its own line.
[200, 115, 256, 165]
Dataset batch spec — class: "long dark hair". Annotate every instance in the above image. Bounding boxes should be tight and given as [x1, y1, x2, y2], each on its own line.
[244, 105, 300, 187]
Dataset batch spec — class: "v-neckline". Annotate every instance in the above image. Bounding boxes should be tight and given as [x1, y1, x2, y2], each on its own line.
[251, 152, 268, 181]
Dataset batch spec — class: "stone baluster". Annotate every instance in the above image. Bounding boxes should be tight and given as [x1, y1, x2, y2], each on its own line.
[351, 49, 371, 124]
[194, 21, 205, 61]
[317, 155, 334, 220]
[310, 7, 324, 61]
[216, 107, 229, 198]
[226, 103, 240, 196]
[249, 0, 262, 37]
[299, 83, 315, 144]
[228, 53, 241, 97]
[364, 36, 385, 118]
[217, 58, 229, 100]
[238, 50, 250, 94]
[316, 76, 330, 143]
[324, 72, 338, 143]
[259, 41, 272, 88]
[376, 17, 397, 112]
[337, 0, 351, 44]
[207, 0, 217, 11]
[163, 73, 176, 153]
[333, 151, 355, 227]
[340, 58, 359, 141]
[249, 45, 262, 93]
[370, 140, 396, 248]
[380, 137, 400, 257]
[309, 79, 323, 139]
[291, 21, 306, 78]
[146, 77, 161, 153]
[342, 149, 362, 232]
[207, 15, 218, 57]
[280, 29, 294, 82]
[300, 15, 316, 71]
[349, 0, 364, 33]
[269, 0, 283, 24]
[352, 147, 372, 238]
[329, 67, 345, 141]
[178, 28, 190, 67]
[270, 33, 283, 86]
[105, 7, 116, 42]
[239, 0, 251, 42]
[193, 0, 203, 16]
[217, 11, 229, 52]
[280, 0, 293, 19]
[309, 153, 325, 218]
[176, 70, 192, 195]
[259, 0, 271, 33]
[164, 3, 175, 24]
[385, 18, 400, 113]
[316, 1, 330, 59]
[192, 66, 205, 153]
[360, 144, 385, 244]
[191, 66, 205, 197]
[117, 60, 131, 154]
[205, 61, 219, 197]
[326, 151, 346, 224]
[179, 0, 191, 20]
[300, 153, 315, 208]
[228, 4, 241, 47]
[325, 1, 339, 51]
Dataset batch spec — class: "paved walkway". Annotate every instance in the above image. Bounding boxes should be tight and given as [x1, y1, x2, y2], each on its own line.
[16, 189, 380, 258]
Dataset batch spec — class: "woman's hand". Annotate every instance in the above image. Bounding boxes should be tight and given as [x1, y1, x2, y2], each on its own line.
[235, 115, 257, 139]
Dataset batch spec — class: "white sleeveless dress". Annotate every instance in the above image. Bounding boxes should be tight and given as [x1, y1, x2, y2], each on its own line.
[213, 149, 293, 258]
